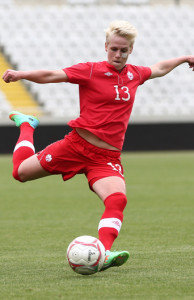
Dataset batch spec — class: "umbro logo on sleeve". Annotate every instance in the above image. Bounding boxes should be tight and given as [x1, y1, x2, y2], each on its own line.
[104, 72, 113, 76]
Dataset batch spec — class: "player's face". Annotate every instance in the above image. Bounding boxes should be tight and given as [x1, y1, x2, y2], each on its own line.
[105, 34, 133, 71]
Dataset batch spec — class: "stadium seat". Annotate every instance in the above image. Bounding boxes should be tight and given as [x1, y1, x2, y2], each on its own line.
[0, 3, 194, 122]
[0, 91, 12, 116]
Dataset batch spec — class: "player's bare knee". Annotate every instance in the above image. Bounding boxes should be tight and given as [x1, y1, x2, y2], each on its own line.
[13, 165, 32, 182]
[12, 169, 25, 183]
[17, 170, 30, 182]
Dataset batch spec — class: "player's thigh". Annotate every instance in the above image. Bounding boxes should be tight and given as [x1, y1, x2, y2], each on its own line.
[18, 154, 51, 181]
[92, 176, 126, 202]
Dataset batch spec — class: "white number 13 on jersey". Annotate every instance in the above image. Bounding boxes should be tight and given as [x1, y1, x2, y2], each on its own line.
[114, 85, 130, 101]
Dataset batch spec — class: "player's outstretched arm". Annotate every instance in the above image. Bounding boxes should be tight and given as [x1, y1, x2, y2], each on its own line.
[2, 69, 68, 84]
[149, 55, 194, 79]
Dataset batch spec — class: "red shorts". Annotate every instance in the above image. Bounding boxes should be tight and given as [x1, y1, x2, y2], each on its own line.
[37, 130, 125, 189]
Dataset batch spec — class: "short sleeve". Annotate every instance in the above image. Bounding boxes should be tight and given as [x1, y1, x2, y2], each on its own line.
[134, 66, 152, 85]
[63, 62, 93, 85]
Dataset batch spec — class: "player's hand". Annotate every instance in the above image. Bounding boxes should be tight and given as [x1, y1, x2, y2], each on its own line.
[2, 69, 21, 83]
[189, 63, 194, 71]
[187, 56, 194, 71]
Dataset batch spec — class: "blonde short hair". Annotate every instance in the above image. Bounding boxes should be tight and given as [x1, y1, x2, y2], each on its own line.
[105, 20, 137, 46]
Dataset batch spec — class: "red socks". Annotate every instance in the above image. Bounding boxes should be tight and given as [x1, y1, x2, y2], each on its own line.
[12, 123, 35, 181]
[98, 192, 127, 251]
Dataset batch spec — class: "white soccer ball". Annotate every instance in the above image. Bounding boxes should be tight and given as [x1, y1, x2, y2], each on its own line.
[67, 235, 106, 275]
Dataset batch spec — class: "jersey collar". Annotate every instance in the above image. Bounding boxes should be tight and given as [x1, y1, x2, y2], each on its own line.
[105, 61, 127, 74]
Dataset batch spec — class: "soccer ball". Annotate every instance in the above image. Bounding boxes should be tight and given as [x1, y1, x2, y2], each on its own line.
[67, 235, 106, 275]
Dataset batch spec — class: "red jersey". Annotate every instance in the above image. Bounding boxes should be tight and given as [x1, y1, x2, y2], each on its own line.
[63, 61, 151, 150]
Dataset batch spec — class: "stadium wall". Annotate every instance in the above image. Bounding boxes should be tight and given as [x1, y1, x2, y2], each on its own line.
[1, 122, 194, 154]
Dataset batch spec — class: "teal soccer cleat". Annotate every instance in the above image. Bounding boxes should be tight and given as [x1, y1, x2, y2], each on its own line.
[100, 250, 130, 272]
[9, 111, 39, 129]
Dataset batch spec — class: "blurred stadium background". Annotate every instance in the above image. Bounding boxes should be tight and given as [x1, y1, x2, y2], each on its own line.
[0, 0, 194, 153]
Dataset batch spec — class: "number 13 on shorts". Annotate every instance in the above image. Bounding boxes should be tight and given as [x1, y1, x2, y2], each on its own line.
[107, 162, 124, 177]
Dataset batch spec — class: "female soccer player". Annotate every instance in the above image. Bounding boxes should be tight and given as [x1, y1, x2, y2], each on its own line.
[2, 20, 194, 271]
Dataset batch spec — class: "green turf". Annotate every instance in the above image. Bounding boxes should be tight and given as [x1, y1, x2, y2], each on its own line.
[0, 152, 193, 300]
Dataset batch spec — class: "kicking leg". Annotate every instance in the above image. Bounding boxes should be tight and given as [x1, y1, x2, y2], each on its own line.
[92, 176, 130, 271]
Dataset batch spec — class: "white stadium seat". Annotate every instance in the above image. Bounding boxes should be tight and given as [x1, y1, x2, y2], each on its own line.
[0, 91, 12, 117]
[0, 3, 194, 122]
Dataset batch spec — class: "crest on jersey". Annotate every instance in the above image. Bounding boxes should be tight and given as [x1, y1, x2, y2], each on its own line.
[127, 71, 134, 80]
[45, 154, 52, 162]
[104, 72, 113, 76]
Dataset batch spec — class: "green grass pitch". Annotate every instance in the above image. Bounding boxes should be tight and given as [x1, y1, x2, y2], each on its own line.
[0, 152, 193, 300]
